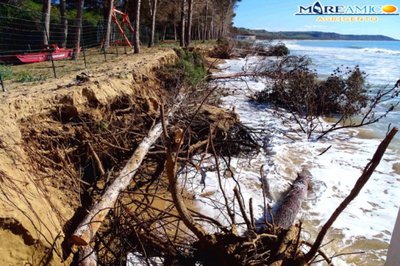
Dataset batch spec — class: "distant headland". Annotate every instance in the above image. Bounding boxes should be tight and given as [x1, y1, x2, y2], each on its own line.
[234, 28, 399, 41]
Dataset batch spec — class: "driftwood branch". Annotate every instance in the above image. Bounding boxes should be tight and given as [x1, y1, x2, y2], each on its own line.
[302, 127, 398, 263]
[209, 71, 273, 81]
[273, 169, 310, 229]
[234, 186, 253, 231]
[70, 97, 182, 246]
[166, 128, 207, 240]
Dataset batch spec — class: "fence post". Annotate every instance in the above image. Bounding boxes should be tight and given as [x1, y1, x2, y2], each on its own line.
[0, 71, 5, 92]
[43, 24, 57, 78]
[81, 34, 87, 68]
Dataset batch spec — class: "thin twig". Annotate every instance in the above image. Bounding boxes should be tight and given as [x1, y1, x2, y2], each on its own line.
[88, 142, 105, 176]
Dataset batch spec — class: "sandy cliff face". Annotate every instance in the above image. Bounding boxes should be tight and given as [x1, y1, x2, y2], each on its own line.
[0, 49, 177, 265]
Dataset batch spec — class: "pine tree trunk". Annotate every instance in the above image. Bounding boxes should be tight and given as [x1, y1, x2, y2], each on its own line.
[210, 16, 214, 39]
[60, 0, 68, 48]
[221, 0, 233, 38]
[148, 0, 158, 47]
[174, 23, 177, 41]
[179, 0, 186, 47]
[104, 0, 114, 51]
[133, 0, 142, 53]
[184, 0, 193, 47]
[42, 0, 51, 46]
[73, 0, 84, 59]
[202, 0, 208, 42]
[162, 24, 167, 41]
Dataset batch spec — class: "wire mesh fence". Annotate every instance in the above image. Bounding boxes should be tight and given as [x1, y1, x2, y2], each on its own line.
[0, 2, 140, 91]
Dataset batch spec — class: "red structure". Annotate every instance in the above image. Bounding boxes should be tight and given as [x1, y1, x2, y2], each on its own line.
[0, 44, 74, 64]
[111, 8, 135, 47]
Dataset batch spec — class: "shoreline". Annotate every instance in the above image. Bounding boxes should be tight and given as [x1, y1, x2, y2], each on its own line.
[212, 55, 400, 265]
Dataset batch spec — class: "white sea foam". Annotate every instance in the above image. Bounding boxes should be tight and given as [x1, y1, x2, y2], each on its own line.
[360, 47, 400, 55]
[285, 43, 400, 56]
[180, 56, 400, 265]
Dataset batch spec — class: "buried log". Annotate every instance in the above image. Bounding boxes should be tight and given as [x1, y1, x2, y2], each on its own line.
[273, 169, 310, 230]
[70, 96, 183, 246]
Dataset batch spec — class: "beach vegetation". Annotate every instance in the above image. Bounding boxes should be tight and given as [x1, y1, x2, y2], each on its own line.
[157, 48, 207, 91]
[256, 58, 367, 117]
[253, 55, 399, 139]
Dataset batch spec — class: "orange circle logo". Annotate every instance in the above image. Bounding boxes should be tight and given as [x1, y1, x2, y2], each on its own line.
[382, 5, 397, 13]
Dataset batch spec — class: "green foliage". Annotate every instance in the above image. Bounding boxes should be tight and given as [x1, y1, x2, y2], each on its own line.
[255, 56, 368, 118]
[0, 0, 102, 25]
[14, 71, 46, 83]
[175, 48, 207, 86]
[156, 48, 207, 93]
[0, 1, 39, 22]
[0, 65, 13, 80]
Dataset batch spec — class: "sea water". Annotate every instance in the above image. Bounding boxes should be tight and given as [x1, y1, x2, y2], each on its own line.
[185, 40, 400, 265]
[286, 40, 400, 147]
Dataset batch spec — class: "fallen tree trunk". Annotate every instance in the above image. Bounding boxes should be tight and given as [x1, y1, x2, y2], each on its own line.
[70, 97, 183, 246]
[273, 169, 310, 230]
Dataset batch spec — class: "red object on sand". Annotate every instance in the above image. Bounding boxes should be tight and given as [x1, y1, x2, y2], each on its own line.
[0, 44, 74, 64]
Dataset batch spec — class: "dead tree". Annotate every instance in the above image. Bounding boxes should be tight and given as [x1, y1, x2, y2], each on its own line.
[210, 56, 399, 141]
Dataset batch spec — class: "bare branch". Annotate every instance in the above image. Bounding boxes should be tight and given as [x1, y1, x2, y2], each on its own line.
[302, 127, 398, 263]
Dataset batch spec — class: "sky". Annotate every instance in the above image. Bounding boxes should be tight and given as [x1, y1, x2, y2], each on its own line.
[233, 0, 400, 39]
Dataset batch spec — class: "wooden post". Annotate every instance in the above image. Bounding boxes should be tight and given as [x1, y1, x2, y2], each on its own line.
[81, 34, 87, 68]
[43, 24, 57, 78]
[0, 71, 5, 92]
